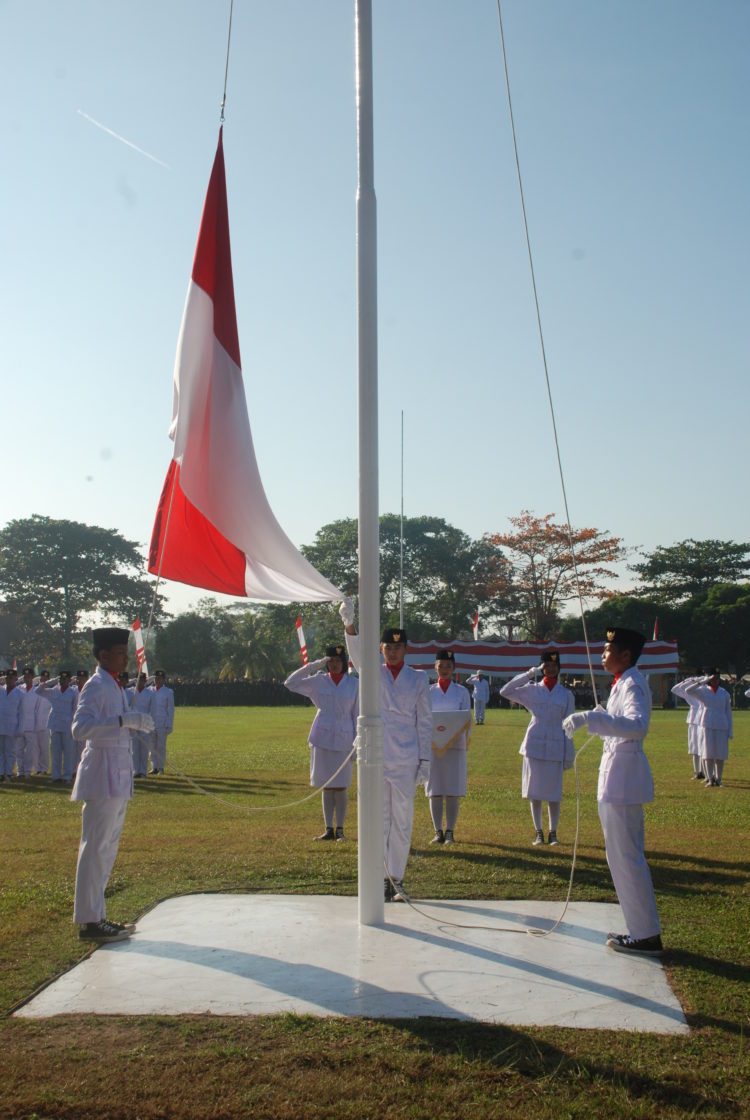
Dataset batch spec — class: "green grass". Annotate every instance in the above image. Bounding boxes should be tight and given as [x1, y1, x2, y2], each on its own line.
[1, 707, 749, 1119]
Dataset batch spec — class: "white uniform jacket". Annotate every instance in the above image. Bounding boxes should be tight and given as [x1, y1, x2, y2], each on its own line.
[467, 676, 490, 705]
[671, 678, 702, 728]
[37, 682, 77, 732]
[18, 685, 39, 731]
[499, 673, 574, 764]
[345, 633, 432, 773]
[285, 663, 359, 752]
[587, 667, 654, 805]
[684, 683, 733, 737]
[149, 685, 174, 732]
[71, 667, 133, 801]
[0, 686, 22, 736]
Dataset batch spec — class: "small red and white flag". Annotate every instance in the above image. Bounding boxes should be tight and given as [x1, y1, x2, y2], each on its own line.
[652, 618, 659, 641]
[472, 610, 479, 641]
[295, 616, 308, 665]
[132, 618, 149, 677]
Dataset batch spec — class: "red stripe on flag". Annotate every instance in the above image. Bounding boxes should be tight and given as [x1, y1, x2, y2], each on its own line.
[148, 460, 247, 596]
[190, 128, 241, 368]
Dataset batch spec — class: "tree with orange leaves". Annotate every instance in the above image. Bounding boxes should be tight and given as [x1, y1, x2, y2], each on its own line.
[483, 511, 625, 640]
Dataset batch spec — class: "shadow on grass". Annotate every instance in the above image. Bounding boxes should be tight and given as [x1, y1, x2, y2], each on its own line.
[385, 1018, 727, 1115]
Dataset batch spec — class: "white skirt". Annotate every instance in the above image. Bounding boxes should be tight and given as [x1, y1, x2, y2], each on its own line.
[522, 756, 563, 802]
[425, 748, 467, 798]
[310, 745, 354, 789]
[687, 725, 700, 755]
[700, 728, 730, 761]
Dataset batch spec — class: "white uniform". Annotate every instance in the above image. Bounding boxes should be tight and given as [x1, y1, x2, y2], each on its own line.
[670, 678, 702, 758]
[587, 667, 660, 941]
[285, 663, 359, 788]
[149, 684, 174, 771]
[34, 685, 52, 775]
[684, 682, 732, 762]
[37, 681, 77, 781]
[131, 685, 154, 776]
[346, 632, 432, 880]
[426, 681, 471, 797]
[466, 674, 490, 724]
[0, 685, 22, 777]
[16, 683, 39, 776]
[499, 672, 574, 802]
[71, 666, 132, 925]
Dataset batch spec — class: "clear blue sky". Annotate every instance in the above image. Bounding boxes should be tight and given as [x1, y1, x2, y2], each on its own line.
[2, 1, 748, 614]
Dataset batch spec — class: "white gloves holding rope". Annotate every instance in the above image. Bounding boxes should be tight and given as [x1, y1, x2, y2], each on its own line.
[562, 711, 589, 736]
[339, 597, 355, 627]
[122, 711, 155, 733]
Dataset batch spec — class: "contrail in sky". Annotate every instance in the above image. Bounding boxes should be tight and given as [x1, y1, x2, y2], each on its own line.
[77, 109, 170, 169]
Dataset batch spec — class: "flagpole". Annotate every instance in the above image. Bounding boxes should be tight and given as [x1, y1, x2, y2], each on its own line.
[355, 0, 384, 926]
[399, 410, 404, 630]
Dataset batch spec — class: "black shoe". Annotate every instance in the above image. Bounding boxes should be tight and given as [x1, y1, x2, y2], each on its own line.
[314, 827, 336, 842]
[79, 919, 133, 943]
[548, 830, 560, 846]
[384, 878, 395, 902]
[335, 827, 347, 842]
[443, 829, 455, 846]
[532, 829, 544, 846]
[606, 933, 664, 956]
[392, 881, 409, 903]
[430, 829, 445, 845]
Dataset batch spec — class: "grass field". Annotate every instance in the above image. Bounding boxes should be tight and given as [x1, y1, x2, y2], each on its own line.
[1, 707, 749, 1119]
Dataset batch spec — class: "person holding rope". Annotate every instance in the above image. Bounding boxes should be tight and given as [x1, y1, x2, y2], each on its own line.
[499, 650, 574, 847]
[71, 628, 154, 943]
[284, 644, 359, 842]
[564, 626, 663, 957]
[427, 650, 471, 846]
[340, 599, 432, 902]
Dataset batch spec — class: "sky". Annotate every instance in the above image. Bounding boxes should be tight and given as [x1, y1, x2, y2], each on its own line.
[2, 0, 748, 617]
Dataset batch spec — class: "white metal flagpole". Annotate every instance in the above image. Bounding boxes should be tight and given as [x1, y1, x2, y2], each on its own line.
[355, 0, 384, 926]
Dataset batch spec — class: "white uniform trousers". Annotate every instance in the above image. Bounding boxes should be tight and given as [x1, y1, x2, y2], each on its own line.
[33, 729, 50, 774]
[132, 731, 152, 775]
[384, 769, 417, 881]
[50, 730, 75, 781]
[151, 728, 169, 770]
[474, 698, 486, 723]
[73, 797, 129, 924]
[598, 801, 660, 940]
[1, 735, 15, 776]
[16, 731, 36, 776]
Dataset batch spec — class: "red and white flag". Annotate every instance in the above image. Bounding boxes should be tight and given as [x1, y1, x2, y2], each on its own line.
[652, 618, 659, 641]
[296, 615, 308, 665]
[149, 129, 341, 604]
[132, 618, 149, 677]
[472, 610, 479, 641]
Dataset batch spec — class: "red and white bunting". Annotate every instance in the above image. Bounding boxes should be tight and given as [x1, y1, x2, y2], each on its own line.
[132, 617, 149, 678]
[296, 616, 308, 665]
[472, 611, 479, 641]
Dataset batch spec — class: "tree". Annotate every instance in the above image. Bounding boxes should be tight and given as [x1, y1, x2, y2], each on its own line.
[484, 511, 626, 640]
[155, 613, 221, 677]
[0, 516, 168, 659]
[631, 539, 750, 602]
[688, 583, 750, 679]
[302, 515, 516, 638]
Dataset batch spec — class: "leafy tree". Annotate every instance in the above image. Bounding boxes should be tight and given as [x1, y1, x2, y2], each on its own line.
[631, 539, 750, 602]
[688, 583, 750, 678]
[302, 515, 516, 639]
[484, 511, 625, 640]
[0, 516, 168, 659]
[155, 612, 221, 678]
[558, 595, 673, 645]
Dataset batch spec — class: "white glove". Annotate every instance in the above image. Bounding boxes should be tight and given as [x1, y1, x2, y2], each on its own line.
[415, 760, 430, 787]
[339, 596, 355, 627]
[122, 711, 155, 732]
[526, 665, 541, 680]
[563, 711, 589, 736]
[308, 657, 328, 671]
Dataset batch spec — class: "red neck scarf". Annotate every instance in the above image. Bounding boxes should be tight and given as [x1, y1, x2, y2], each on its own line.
[543, 675, 556, 691]
[329, 671, 344, 685]
[438, 678, 451, 693]
[387, 663, 404, 679]
[710, 683, 718, 692]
